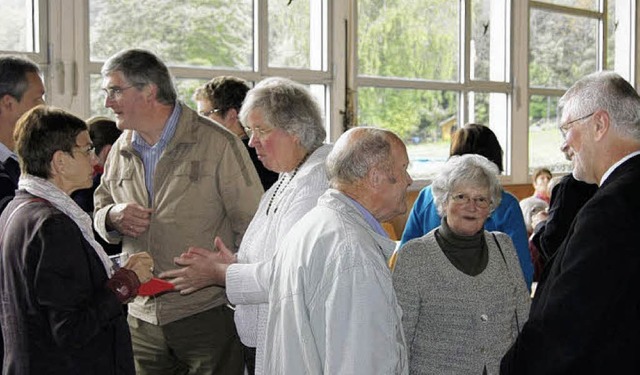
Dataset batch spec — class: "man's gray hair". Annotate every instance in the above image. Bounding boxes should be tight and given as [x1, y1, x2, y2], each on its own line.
[101, 49, 177, 106]
[326, 127, 396, 188]
[432, 154, 502, 216]
[0, 56, 40, 102]
[239, 77, 325, 152]
[558, 71, 640, 141]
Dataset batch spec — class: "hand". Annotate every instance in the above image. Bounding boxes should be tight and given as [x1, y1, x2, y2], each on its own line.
[531, 210, 549, 230]
[107, 203, 153, 238]
[123, 252, 154, 284]
[159, 238, 237, 295]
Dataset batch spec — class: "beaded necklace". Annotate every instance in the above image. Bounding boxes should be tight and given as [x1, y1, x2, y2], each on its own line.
[266, 152, 310, 216]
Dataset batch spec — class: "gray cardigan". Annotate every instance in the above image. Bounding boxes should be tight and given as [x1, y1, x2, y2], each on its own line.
[393, 230, 530, 375]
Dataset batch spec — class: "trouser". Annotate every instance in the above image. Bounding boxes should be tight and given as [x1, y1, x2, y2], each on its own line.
[243, 344, 256, 375]
[128, 304, 244, 375]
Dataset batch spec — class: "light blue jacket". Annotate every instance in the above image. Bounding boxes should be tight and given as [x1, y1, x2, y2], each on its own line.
[265, 189, 408, 374]
[400, 185, 533, 288]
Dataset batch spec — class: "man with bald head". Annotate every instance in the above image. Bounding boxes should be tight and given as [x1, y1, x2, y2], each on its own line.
[502, 71, 640, 373]
[263, 127, 411, 374]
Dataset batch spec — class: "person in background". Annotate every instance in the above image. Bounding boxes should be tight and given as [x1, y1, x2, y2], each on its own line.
[393, 154, 530, 375]
[264, 127, 411, 374]
[518, 196, 548, 237]
[71, 116, 123, 255]
[94, 49, 263, 374]
[194, 76, 278, 190]
[0, 56, 45, 212]
[529, 167, 552, 204]
[502, 71, 640, 373]
[0, 105, 153, 374]
[0, 54, 46, 369]
[400, 123, 533, 289]
[72, 116, 122, 213]
[161, 77, 331, 374]
[529, 144, 597, 270]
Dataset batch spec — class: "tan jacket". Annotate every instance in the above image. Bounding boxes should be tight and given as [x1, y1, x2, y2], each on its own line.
[94, 103, 263, 325]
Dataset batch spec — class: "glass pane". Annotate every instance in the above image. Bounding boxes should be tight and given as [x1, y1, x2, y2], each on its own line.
[534, 0, 598, 11]
[468, 91, 509, 173]
[471, 0, 509, 82]
[357, 87, 458, 179]
[528, 95, 570, 174]
[0, 0, 37, 52]
[358, 0, 459, 81]
[269, 0, 324, 70]
[89, 0, 254, 69]
[529, 9, 598, 89]
[608, 0, 634, 80]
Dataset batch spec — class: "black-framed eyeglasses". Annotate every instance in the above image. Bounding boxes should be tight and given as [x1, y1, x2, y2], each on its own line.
[450, 193, 492, 209]
[101, 85, 136, 100]
[200, 108, 223, 117]
[559, 112, 595, 139]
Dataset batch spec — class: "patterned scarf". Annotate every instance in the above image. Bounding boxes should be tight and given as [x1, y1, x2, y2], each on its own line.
[18, 174, 114, 277]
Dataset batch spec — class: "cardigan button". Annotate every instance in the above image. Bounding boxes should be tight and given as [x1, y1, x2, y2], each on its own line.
[480, 314, 488, 322]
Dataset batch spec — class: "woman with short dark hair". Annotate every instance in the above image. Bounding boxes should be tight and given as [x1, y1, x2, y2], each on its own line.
[0, 105, 153, 375]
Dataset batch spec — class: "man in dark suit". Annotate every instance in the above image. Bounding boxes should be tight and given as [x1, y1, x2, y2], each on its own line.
[501, 71, 640, 374]
[0, 56, 45, 212]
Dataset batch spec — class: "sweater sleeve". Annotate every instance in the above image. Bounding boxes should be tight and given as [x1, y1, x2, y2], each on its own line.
[392, 240, 424, 360]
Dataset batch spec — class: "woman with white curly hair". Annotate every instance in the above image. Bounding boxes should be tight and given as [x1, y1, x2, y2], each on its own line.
[392, 154, 530, 375]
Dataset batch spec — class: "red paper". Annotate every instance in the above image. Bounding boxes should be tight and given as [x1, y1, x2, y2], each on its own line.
[138, 278, 175, 296]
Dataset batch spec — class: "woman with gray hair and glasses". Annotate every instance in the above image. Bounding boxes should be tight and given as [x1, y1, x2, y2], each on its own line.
[392, 154, 530, 375]
[161, 77, 331, 374]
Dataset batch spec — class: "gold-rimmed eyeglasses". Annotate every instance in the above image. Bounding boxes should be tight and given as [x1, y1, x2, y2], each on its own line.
[243, 125, 275, 140]
[450, 193, 492, 209]
[101, 85, 136, 101]
[559, 112, 594, 139]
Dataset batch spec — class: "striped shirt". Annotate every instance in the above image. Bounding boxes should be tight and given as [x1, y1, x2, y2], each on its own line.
[132, 104, 181, 203]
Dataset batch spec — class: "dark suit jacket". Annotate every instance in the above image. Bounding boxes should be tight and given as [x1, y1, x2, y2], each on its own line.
[531, 174, 597, 263]
[501, 154, 640, 374]
[0, 157, 20, 213]
[0, 192, 134, 375]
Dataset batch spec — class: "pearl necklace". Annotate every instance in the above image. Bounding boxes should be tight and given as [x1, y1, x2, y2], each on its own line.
[266, 153, 310, 216]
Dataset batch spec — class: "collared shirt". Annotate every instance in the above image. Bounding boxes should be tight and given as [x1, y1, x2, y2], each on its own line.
[599, 150, 640, 186]
[346, 195, 389, 237]
[132, 104, 181, 202]
[0, 142, 16, 163]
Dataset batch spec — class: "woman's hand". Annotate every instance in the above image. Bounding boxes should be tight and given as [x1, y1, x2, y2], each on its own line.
[159, 237, 237, 294]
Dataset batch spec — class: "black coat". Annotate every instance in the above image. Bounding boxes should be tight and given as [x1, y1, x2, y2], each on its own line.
[0, 192, 134, 375]
[501, 154, 640, 374]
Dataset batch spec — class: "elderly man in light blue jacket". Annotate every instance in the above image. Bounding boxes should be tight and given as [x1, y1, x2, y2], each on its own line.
[264, 127, 412, 374]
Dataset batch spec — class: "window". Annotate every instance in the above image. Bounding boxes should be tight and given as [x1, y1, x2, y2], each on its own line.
[85, 0, 331, 130]
[528, 0, 636, 174]
[356, 0, 511, 180]
[0, 0, 45, 60]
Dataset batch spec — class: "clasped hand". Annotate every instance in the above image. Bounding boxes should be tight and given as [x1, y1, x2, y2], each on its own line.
[159, 237, 237, 295]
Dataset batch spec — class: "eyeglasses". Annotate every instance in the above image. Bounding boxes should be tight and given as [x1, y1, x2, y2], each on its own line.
[243, 125, 275, 140]
[450, 193, 492, 209]
[200, 108, 223, 117]
[559, 112, 594, 139]
[101, 85, 136, 100]
[73, 144, 95, 157]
